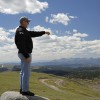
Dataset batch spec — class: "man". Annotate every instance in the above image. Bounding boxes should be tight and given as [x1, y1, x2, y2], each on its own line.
[15, 16, 50, 96]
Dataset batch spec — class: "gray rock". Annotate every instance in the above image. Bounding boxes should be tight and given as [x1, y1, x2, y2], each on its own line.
[0, 91, 49, 100]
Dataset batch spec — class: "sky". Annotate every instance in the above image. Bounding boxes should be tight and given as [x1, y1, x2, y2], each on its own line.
[0, 0, 100, 63]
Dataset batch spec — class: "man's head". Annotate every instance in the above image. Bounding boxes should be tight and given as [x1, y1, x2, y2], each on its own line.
[20, 16, 31, 28]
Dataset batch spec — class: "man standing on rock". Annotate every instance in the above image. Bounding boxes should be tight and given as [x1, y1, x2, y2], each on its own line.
[15, 17, 50, 96]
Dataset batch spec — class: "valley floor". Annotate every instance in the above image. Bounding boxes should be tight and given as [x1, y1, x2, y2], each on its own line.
[0, 72, 100, 100]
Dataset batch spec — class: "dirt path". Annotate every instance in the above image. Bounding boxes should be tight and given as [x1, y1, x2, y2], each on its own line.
[40, 79, 65, 93]
[91, 84, 100, 92]
[54, 79, 64, 87]
[40, 79, 100, 100]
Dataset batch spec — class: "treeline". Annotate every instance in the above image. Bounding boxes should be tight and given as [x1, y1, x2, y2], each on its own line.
[0, 65, 21, 72]
[66, 67, 100, 79]
[0, 65, 100, 80]
[32, 66, 100, 80]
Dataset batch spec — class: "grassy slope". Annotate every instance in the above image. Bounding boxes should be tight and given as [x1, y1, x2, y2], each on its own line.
[0, 72, 100, 100]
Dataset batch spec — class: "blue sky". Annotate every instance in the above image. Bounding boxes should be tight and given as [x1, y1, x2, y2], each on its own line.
[0, 0, 100, 63]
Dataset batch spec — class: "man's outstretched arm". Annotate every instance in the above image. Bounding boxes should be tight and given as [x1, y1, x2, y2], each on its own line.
[29, 31, 50, 37]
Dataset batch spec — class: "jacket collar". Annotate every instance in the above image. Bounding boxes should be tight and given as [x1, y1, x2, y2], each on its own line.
[19, 26, 26, 30]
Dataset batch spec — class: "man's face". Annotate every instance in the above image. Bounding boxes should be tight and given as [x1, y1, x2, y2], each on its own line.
[21, 20, 29, 28]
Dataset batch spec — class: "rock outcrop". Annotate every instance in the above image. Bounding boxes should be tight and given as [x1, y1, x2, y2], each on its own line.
[0, 91, 49, 100]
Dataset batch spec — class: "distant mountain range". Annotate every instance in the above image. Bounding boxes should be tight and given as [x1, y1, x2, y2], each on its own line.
[32, 58, 100, 67]
[1, 58, 100, 68]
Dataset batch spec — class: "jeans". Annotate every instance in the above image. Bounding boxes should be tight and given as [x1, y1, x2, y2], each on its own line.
[18, 53, 32, 92]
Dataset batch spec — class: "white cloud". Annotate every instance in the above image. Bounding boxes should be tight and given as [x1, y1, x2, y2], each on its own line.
[0, 27, 18, 63]
[0, 26, 100, 63]
[73, 32, 88, 38]
[33, 25, 53, 34]
[45, 16, 49, 22]
[46, 13, 76, 25]
[0, 27, 9, 36]
[31, 26, 100, 61]
[0, 27, 13, 44]
[8, 28, 17, 33]
[73, 29, 78, 33]
[0, 0, 48, 14]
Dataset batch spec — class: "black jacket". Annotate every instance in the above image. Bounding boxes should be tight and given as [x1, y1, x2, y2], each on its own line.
[15, 26, 45, 58]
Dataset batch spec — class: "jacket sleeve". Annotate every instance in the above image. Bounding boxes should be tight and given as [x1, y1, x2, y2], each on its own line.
[29, 31, 45, 37]
[15, 32, 29, 58]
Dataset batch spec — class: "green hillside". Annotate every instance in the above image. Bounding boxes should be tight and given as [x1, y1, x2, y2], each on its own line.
[0, 72, 100, 100]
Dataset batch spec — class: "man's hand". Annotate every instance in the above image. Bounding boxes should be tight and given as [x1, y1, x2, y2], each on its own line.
[25, 57, 31, 63]
[45, 32, 50, 35]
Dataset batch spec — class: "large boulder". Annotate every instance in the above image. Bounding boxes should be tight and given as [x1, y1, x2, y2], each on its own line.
[0, 91, 49, 100]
